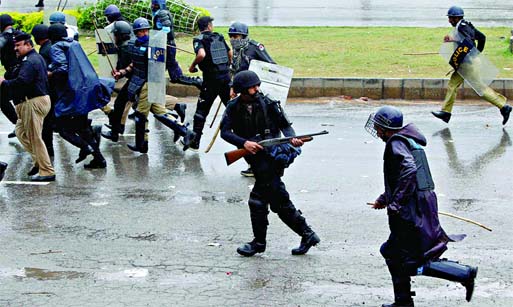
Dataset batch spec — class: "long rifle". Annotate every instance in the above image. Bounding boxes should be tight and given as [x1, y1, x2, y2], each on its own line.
[92, 19, 115, 74]
[224, 130, 329, 166]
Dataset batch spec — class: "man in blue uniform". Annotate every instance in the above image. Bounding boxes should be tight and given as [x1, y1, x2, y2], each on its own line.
[221, 71, 320, 257]
[366, 106, 478, 307]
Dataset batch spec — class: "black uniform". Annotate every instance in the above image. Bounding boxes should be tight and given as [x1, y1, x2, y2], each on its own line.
[38, 39, 55, 155]
[0, 27, 19, 125]
[231, 39, 275, 74]
[191, 31, 231, 148]
[221, 93, 318, 250]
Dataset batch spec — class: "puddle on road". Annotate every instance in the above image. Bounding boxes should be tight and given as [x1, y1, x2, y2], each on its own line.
[23, 267, 88, 280]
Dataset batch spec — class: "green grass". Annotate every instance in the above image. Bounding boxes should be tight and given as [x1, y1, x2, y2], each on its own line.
[44, 26, 513, 79]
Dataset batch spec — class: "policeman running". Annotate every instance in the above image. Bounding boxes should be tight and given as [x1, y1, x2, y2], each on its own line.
[188, 16, 232, 151]
[151, 0, 202, 90]
[366, 106, 478, 307]
[432, 6, 512, 125]
[114, 17, 195, 153]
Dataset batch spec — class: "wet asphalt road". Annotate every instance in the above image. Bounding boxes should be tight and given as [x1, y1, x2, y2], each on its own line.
[0, 101, 512, 306]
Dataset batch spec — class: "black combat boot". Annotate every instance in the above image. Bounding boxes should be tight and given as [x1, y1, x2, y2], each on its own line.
[84, 152, 107, 169]
[127, 112, 149, 153]
[383, 275, 415, 307]
[0, 161, 7, 181]
[174, 103, 187, 123]
[431, 110, 451, 123]
[291, 230, 320, 255]
[500, 104, 512, 125]
[154, 113, 195, 145]
[182, 132, 200, 152]
[35, 0, 44, 7]
[101, 130, 119, 142]
[76, 145, 94, 163]
[236, 239, 266, 257]
[172, 76, 203, 90]
[420, 259, 478, 302]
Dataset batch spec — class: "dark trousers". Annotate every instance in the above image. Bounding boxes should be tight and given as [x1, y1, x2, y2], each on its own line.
[192, 77, 231, 140]
[1, 85, 17, 125]
[110, 81, 130, 132]
[380, 227, 422, 304]
[248, 157, 310, 243]
[167, 44, 183, 81]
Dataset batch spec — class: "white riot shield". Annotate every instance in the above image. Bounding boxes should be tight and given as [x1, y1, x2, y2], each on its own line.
[439, 29, 498, 96]
[148, 30, 167, 104]
[95, 28, 118, 78]
[249, 60, 294, 106]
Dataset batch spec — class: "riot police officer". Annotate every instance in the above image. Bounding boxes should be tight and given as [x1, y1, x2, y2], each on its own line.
[104, 4, 127, 24]
[228, 21, 275, 76]
[115, 17, 195, 153]
[432, 6, 512, 125]
[151, 0, 202, 89]
[221, 71, 320, 257]
[188, 16, 232, 151]
[101, 20, 133, 142]
[0, 14, 19, 137]
[49, 11, 79, 41]
[366, 106, 478, 307]
[228, 21, 276, 176]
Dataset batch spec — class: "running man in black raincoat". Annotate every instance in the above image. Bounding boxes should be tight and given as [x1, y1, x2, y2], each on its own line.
[365, 106, 478, 307]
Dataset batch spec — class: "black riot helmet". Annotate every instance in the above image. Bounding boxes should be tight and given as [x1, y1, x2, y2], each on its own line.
[365, 106, 404, 138]
[0, 14, 14, 31]
[447, 6, 464, 17]
[228, 22, 248, 38]
[113, 20, 132, 35]
[233, 70, 261, 94]
[31, 24, 49, 41]
[48, 23, 68, 43]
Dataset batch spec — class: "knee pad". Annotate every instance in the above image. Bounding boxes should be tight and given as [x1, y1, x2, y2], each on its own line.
[249, 193, 268, 214]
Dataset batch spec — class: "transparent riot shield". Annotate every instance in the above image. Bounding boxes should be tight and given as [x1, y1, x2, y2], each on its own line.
[249, 60, 294, 106]
[95, 28, 118, 78]
[148, 30, 167, 104]
[439, 29, 498, 96]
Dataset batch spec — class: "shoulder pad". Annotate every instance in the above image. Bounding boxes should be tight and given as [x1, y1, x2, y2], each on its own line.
[249, 40, 260, 46]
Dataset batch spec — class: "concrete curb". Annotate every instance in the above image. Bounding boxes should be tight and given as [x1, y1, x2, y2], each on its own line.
[167, 77, 513, 100]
